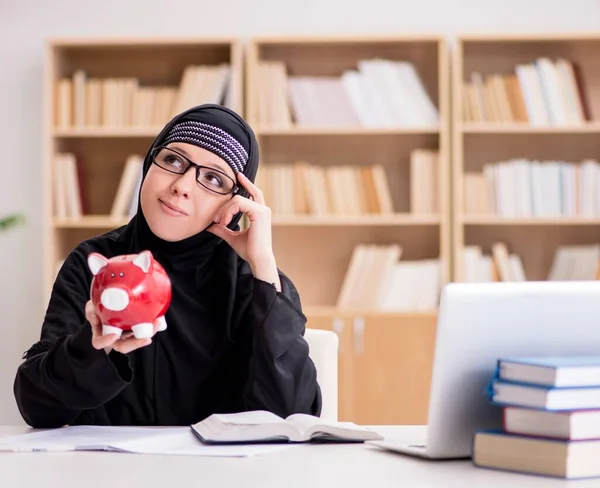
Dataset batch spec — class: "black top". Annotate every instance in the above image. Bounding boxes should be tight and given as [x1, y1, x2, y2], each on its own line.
[13, 105, 322, 428]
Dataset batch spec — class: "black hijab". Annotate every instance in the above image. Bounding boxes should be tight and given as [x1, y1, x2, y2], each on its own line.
[125, 103, 259, 272]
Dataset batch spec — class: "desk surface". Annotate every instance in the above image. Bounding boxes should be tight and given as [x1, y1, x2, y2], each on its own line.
[0, 425, 596, 487]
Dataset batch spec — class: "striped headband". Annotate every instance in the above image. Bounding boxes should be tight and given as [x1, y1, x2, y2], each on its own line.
[162, 120, 249, 174]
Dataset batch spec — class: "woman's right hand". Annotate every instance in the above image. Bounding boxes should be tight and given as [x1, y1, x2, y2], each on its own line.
[85, 300, 158, 355]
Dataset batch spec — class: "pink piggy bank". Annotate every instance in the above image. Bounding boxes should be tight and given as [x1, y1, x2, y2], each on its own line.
[87, 250, 172, 339]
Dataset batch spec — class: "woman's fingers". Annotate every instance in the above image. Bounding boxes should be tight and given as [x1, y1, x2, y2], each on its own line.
[238, 173, 265, 205]
[85, 300, 100, 328]
[86, 300, 112, 351]
[112, 337, 152, 354]
[215, 198, 242, 227]
[86, 297, 159, 353]
[216, 195, 266, 227]
[91, 332, 119, 351]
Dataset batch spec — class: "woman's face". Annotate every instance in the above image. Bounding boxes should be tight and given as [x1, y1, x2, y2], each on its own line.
[140, 142, 236, 242]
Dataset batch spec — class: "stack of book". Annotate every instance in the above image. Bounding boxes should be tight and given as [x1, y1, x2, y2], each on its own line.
[463, 158, 600, 218]
[474, 356, 600, 479]
[462, 242, 526, 282]
[255, 162, 395, 216]
[462, 57, 592, 125]
[254, 58, 439, 128]
[462, 242, 600, 283]
[53, 153, 143, 220]
[55, 64, 232, 129]
[336, 244, 441, 311]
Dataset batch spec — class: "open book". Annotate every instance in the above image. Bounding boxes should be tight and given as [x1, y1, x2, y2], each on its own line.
[191, 410, 383, 444]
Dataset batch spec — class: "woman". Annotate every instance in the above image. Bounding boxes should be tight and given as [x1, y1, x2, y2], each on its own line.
[14, 104, 322, 428]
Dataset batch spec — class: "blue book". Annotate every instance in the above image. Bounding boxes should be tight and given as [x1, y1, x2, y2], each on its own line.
[490, 379, 600, 411]
[496, 355, 600, 388]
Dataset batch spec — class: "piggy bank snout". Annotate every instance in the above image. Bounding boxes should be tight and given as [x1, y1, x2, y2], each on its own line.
[100, 287, 130, 312]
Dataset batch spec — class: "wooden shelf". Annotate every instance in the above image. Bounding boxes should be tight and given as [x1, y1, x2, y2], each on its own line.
[461, 216, 600, 226]
[453, 34, 600, 282]
[247, 36, 449, 425]
[460, 122, 600, 134]
[48, 36, 240, 47]
[304, 306, 437, 318]
[44, 38, 243, 298]
[272, 214, 441, 226]
[53, 216, 129, 228]
[248, 35, 451, 301]
[255, 126, 440, 136]
[53, 127, 164, 138]
[54, 213, 441, 229]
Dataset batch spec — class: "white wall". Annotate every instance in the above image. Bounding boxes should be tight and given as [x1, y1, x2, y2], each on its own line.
[1, 0, 599, 425]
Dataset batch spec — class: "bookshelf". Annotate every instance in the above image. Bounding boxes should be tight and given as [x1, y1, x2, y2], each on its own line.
[246, 36, 450, 423]
[454, 34, 600, 283]
[43, 38, 243, 299]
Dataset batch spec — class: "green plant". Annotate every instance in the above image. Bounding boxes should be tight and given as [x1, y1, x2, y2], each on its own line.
[0, 214, 25, 233]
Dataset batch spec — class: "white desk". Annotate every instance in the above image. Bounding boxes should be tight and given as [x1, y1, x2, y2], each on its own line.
[0, 425, 596, 487]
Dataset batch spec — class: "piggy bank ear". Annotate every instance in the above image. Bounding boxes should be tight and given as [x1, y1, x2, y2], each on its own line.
[133, 250, 152, 273]
[88, 252, 108, 276]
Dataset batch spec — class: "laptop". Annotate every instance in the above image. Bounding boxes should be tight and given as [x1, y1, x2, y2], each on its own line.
[368, 280, 600, 459]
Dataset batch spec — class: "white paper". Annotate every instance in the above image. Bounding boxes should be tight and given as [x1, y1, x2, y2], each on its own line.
[0, 426, 289, 457]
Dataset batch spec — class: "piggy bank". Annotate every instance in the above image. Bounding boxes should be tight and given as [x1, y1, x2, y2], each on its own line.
[87, 250, 172, 339]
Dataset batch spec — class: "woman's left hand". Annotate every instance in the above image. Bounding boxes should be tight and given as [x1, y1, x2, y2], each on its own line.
[207, 173, 280, 287]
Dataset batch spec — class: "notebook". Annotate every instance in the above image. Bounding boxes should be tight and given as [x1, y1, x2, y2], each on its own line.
[191, 410, 383, 444]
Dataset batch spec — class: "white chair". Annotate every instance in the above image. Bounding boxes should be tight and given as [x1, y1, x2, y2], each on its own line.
[304, 328, 339, 422]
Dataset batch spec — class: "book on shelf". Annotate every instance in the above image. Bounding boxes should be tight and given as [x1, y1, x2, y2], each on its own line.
[52, 153, 84, 219]
[52, 153, 143, 221]
[547, 244, 600, 281]
[463, 243, 600, 282]
[463, 57, 594, 125]
[190, 410, 383, 444]
[473, 355, 600, 479]
[255, 161, 395, 216]
[110, 155, 144, 219]
[463, 158, 600, 219]
[256, 148, 438, 217]
[336, 244, 441, 311]
[55, 64, 232, 129]
[410, 149, 439, 214]
[254, 58, 439, 128]
[462, 243, 525, 282]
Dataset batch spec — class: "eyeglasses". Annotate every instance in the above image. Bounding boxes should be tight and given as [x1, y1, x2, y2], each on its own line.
[150, 146, 239, 196]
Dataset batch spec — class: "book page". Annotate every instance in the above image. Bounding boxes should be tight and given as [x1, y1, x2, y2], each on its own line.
[286, 414, 382, 441]
[193, 411, 301, 443]
[285, 413, 324, 434]
[211, 411, 286, 426]
[287, 414, 362, 431]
